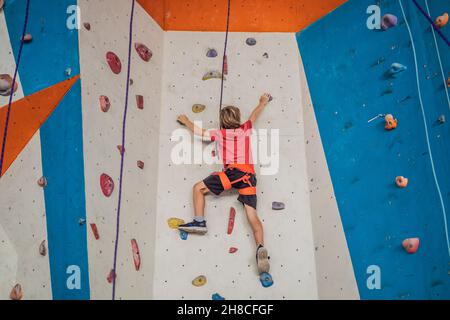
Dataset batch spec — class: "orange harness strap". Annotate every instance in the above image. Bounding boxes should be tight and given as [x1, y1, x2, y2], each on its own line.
[238, 186, 257, 196]
[213, 170, 257, 195]
[216, 171, 232, 190]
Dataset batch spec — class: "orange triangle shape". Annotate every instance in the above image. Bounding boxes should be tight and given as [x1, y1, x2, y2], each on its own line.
[0, 75, 80, 177]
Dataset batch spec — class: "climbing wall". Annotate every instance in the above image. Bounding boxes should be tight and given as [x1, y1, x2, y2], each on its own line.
[298, 0, 450, 299]
[78, 0, 164, 299]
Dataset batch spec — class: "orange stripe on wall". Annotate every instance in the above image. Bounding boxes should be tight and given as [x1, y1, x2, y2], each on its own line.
[137, 0, 347, 32]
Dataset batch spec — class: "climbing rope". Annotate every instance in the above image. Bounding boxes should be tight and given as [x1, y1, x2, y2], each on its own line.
[219, 0, 231, 124]
[111, 0, 136, 300]
[0, 0, 31, 177]
[411, 0, 449, 47]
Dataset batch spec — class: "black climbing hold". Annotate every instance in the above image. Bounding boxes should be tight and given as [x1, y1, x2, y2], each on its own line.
[206, 48, 218, 58]
[438, 115, 445, 124]
[263, 52, 269, 59]
[246, 38, 257, 46]
[272, 202, 285, 210]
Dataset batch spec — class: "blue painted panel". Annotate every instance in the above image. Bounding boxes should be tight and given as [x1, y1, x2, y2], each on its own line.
[5, 0, 90, 299]
[298, 0, 449, 299]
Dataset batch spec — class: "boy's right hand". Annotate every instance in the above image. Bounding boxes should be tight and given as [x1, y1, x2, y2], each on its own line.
[177, 114, 189, 125]
[260, 93, 271, 106]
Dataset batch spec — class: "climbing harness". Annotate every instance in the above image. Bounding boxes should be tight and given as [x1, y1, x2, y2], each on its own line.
[213, 164, 257, 196]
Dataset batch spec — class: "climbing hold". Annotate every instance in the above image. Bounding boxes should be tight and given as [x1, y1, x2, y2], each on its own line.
[137, 160, 145, 169]
[39, 240, 47, 256]
[136, 95, 144, 110]
[135, 43, 153, 62]
[179, 230, 188, 240]
[246, 37, 257, 46]
[395, 176, 408, 188]
[447, 76, 450, 88]
[65, 68, 72, 76]
[268, 94, 273, 102]
[272, 202, 285, 210]
[438, 115, 446, 124]
[21, 33, 32, 43]
[192, 275, 207, 287]
[229, 247, 238, 254]
[211, 150, 216, 157]
[202, 71, 224, 81]
[212, 293, 225, 300]
[37, 176, 47, 187]
[90, 223, 100, 240]
[206, 48, 218, 58]
[384, 114, 398, 130]
[0, 74, 18, 96]
[263, 52, 269, 59]
[227, 207, 236, 235]
[83, 22, 91, 31]
[99, 95, 110, 112]
[106, 51, 122, 74]
[381, 14, 398, 30]
[107, 269, 116, 283]
[167, 217, 185, 229]
[9, 284, 23, 300]
[223, 55, 228, 75]
[78, 218, 86, 226]
[0, 0, 4, 11]
[402, 238, 419, 254]
[117, 145, 125, 155]
[130, 78, 134, 86]
[259, 272, 274, 288]
[388, 63, 407, 77]
[100, 173, 114, 197]
[435, 13, 448, 29]
[131, 239, 141, 271]
[192, 104, 206, 113]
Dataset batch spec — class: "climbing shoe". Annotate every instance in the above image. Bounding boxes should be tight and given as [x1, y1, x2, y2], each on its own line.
[256, 246, 270, 274]
[178, 220, 207, 234]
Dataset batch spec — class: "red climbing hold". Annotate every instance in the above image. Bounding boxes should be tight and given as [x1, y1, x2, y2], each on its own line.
[83, 22, 91, 31]
[227, 207, 236, 235]
[137, 160, 144, 169]
[100, 173, 114, 197]
[117, 145, 125, 155]
[22, 33, 32, 43]
[135, 43, 153, 62]
[223, 55, 228, 75]
[131, 239, 141, 271]
[106, 51, 122, 74]
[99, 95, 110, 112]
[37, 176, 47, 187]
[229, 247, 238, 254]
[136, 95, 144, 109]
[9, 284, 23, 300]
[90, 223, 100, 240]
[107, 269, 116, 283]
[402, 238, 419, 254]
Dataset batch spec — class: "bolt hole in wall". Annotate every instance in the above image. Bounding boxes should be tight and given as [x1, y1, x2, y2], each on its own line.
[298, 0, 449, 299]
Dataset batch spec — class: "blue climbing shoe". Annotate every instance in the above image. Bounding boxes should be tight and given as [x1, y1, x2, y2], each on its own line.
[178, 220, 207, 234]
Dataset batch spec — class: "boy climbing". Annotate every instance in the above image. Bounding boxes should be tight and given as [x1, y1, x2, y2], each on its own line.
[176, 93, 272, 275]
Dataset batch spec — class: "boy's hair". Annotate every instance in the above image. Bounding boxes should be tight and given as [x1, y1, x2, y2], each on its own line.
[220, 106, 241, 129]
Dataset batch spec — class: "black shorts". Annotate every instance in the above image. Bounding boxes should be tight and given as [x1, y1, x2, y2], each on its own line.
[203, 168, 257, 209]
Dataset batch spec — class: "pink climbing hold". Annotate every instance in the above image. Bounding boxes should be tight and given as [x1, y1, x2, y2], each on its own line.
[229, 247, 238, 254]
[107, 269, 116, 283]
[37, 176, 47, 187]
[90, 223, 100, 240]
[106, 51, 122, 74]
[134, 43, 153, 62]
[137, 160, 145, 169]
[227, 207, 236, 235]
[100, 173, 114, 197]
[402, 238, 419, 254]
[99, 95, 110, 112]
[131, 239, 141, 271]
[381, 14, 398, 30]
[22, 33, 32, 43]
[136, 95, 144, 109]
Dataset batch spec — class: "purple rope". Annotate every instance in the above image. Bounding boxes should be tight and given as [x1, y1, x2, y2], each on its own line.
[0, 0, 31, 177]
[112, 0, 136, 300]
[219, 0, 231, 126]
[411, 0, 450, 47]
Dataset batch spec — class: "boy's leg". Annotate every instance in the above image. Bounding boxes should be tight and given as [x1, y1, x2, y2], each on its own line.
[178, 181, 211, 234]
[243, 204, 270, 274]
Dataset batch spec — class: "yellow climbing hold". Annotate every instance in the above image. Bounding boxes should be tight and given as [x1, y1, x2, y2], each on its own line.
[167, 217, 185, 229]
[202, 71, 224, 81]
[192, 275, 207, 287]
[192, 104, 206, 113]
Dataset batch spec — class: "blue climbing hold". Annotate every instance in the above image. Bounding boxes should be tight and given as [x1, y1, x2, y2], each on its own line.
[246, 38, 257, 46]
[259, 272, 274, 288]
[388, 63, 407, 77]
[212, 293, 225, 300]
[179, 230, 188, 240]
[206, 49, 218, 58]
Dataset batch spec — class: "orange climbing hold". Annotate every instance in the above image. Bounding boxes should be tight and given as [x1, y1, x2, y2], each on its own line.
[384, 114, 397, 130]
[435, 13, 448, 29]
[402, 238, 419, 254]
[395, 176, 408, 188]
[227, 207, 236, 235]
[131, 239, 141, 271]
[9, 284, 23, 300]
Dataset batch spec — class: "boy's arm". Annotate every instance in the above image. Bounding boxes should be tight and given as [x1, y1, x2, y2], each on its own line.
[248, 93, 271, 123]
[177, 115, 208, 138]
